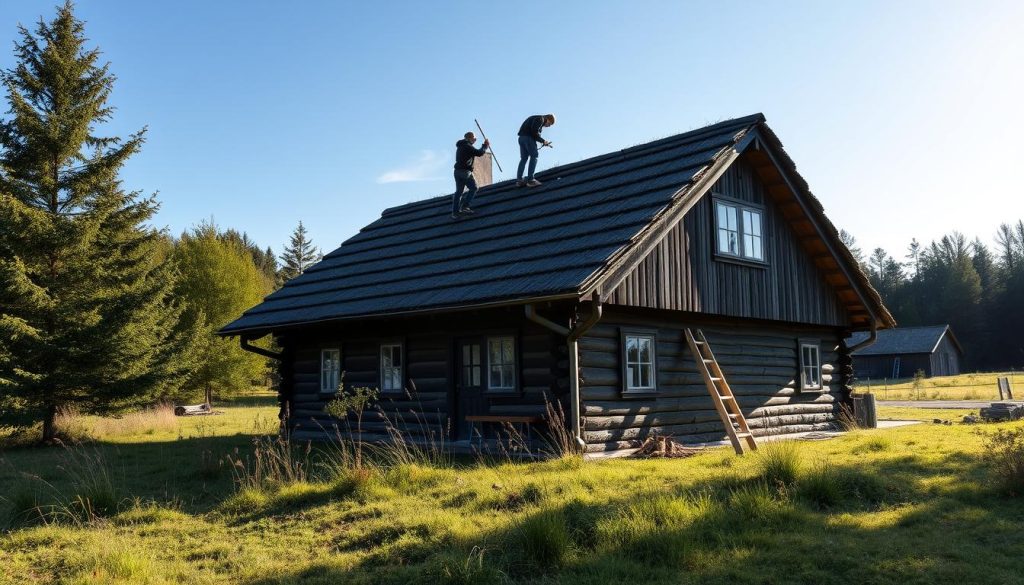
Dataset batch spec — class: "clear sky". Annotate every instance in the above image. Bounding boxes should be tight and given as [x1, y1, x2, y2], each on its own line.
[2, 1, 1022, 260]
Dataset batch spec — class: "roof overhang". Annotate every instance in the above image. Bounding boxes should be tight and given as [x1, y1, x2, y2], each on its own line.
[579, 123, 895, 331]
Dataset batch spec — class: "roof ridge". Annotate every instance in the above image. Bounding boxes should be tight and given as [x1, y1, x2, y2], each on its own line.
[377, 113, 764, 218]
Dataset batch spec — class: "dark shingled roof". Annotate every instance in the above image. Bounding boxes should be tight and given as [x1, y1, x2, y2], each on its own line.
[848, 325, 962, 356]
[220, 114, 765, 335]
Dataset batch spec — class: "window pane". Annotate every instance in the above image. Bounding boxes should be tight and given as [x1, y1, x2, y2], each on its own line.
[641, 364, 651, 388]
[463, 346, 471, 364]
[393, 347, 402, 367]
[750, 236, 763, 260]
[502, 339, 514, 363]
[716, 202, 728, 229]
[472, 345, 480, 364]
[639, 338, 651, 364]
[503, 365, 514, 388]
[728, 232, 738, 254]
[626, 337, 638, 362]
[489, 341, 500, 364]
[748, 211, 761, 236]
[726, 206, 737, 230]
[490, 366, 500, 388]
[627, 365, 637, 389]
[718, 228, 731, 254]
[382, 352, 392, 370]
[472, 366, 480, 386]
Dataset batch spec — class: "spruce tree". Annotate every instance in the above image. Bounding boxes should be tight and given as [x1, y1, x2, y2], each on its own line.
[278, 220, 322, 281]
[0, 3, 203, 440]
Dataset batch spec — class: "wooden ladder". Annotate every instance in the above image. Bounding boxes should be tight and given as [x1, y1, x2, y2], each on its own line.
[684, 328, 757, 455]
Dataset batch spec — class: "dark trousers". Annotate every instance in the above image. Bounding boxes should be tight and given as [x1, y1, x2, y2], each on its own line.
[453, 170, 477, 213]
[517, 135, 539, 180]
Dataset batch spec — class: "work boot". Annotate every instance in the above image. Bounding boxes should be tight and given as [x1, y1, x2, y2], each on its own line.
[516, 179, 526, 187]
[450, 212, 461, 220]
[460, 207, 475, 215]
[526, 179, 542, 187]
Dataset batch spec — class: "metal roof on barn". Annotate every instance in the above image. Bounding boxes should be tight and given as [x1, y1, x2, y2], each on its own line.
[848, 325, 962, 356]
[220, 113, 891, 336]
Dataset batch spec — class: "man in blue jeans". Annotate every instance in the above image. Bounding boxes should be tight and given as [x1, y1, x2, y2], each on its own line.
[452, 131, 490, 219]
[517, 113, 555, 187]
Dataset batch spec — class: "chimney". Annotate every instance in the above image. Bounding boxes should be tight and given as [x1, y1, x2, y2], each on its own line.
[475, 152, 493, 188]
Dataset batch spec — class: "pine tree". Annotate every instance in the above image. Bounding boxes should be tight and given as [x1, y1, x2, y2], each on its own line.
[278, 221, 322, 281]
[0, 3, 203, 440]
[839, 229, 866, 271]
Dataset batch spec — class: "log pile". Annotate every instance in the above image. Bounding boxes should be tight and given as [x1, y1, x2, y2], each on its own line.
[630, 435, 704, 458]
[979, 402, 1024, 422]
[174, 403, 214, 417]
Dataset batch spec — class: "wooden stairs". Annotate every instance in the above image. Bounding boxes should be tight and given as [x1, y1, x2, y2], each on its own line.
[684, 328, 758, 455]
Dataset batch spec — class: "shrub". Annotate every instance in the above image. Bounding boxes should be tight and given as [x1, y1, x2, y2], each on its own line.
[228, 434, 311, 492]
[797, 461, 890, 508]
[980, 427, 1024, 496]
[754, 441, 801, 486]
[512, 507, 572, 572]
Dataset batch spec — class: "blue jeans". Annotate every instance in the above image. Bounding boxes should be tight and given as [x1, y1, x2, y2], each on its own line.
[517, 135, 539, 181]
[452, 170, 477, 213]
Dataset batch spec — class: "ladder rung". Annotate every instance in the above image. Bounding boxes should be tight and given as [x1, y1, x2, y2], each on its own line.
[720, 395, 735, 401]
[702, 359, 714, 363]
[693, 341, 705, 345]
[727, 413, 738, 418]
[710, 377, 722, 382]
[735, 432, 753, 438]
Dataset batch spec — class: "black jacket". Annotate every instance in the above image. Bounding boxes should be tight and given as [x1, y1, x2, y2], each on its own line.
[518, 115, 546, 143]
[454, 139, 486, 171]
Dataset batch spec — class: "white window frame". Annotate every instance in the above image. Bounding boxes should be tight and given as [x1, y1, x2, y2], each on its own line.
[714, 197, 765, 262]
[320, 348, 341, 394]
[486, 336, 516, 391]
[380, 342, 403, 393]
[623, 332, 657, 392]
[799, 340, 821, 391]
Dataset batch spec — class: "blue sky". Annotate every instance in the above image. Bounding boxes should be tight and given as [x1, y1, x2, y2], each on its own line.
[2, 1, 1021, 260]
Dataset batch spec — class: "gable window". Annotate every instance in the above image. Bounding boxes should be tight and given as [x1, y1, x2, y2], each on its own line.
[320, 348, 341, 393]
[715, 199, 764, 262]
[487, 336, 516, 391]
[622, 331, 657, 392]
[799, 340, 821, 391]
[380, 343, 403, 392]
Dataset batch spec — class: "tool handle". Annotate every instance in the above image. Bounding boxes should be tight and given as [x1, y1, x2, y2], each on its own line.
[474, 118, 504, 173]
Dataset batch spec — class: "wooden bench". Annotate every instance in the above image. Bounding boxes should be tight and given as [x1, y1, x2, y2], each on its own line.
[464, 415, 545, 446]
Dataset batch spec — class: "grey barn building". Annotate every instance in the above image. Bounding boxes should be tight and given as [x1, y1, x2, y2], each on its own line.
[848, 325, 963, 380]
[220, 113, 894, 453]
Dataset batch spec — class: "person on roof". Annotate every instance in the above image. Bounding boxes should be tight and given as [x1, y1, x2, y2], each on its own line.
[451, 131, 490, 219]
[516, 113, 555, 187]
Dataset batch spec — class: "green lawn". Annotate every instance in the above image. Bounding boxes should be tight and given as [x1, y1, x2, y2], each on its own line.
[2, 396, 1023, 585]
[857, 371, 1021, 401]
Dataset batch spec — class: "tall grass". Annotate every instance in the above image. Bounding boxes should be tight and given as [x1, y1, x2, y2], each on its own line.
[754, 440, 801, 486]
[52, 403, 179, 443]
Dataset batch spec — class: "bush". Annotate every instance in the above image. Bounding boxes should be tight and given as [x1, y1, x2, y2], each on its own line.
[754, 441, 801, 486]
[980, 427, 1024, 496]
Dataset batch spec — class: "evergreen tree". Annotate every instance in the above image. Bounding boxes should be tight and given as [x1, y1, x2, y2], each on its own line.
[278, 220, 322, 281]
[0, 3, 203, 439]
[173, 223, 270, 404]
[839, 229, 866, 271]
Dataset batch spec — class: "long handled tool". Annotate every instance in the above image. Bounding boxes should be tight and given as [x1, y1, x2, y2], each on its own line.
[474, 118, 504, 173]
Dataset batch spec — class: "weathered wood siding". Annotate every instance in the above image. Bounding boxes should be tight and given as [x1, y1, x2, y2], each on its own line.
[606, 157, 847, 327]
[930, 335, 961, 376]
[280, 309, 570, 443]
[579, 307, 844, 452]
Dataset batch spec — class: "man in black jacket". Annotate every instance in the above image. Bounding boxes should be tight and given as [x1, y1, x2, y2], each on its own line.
[517, 113, 555, 187]
[452, 131, 490, 218]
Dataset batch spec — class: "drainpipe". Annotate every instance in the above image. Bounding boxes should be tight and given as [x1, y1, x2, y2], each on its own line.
[240, 334, 284, 360]
[525, 292, 603, 450]
[847, 320, 878, 353]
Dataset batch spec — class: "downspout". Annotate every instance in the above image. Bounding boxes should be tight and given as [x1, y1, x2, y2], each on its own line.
[240, 334, 284, 360]
[847, 319, 878, 353]
[525, 292, 603, 450]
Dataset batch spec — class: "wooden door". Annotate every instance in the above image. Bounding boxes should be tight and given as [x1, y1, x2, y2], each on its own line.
[455, 339, 486, 440]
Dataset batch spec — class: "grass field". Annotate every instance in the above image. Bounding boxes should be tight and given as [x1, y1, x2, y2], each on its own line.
[855, 371, 1021, 401]
[2, 394, 1024, 584]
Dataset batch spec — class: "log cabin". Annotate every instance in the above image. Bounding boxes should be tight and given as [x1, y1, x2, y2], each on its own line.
[219, 113, 895, 454]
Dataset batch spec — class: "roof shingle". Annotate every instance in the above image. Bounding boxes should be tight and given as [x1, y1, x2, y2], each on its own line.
[220, 114, 764, 335]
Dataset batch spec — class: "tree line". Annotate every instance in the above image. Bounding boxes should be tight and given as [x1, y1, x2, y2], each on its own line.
[841, 224, 1024, 371]
[0, 4, 322, 440]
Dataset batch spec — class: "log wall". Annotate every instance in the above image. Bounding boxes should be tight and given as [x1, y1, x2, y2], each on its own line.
[579, 307, 845, 452]
[278, 308, 570, 443]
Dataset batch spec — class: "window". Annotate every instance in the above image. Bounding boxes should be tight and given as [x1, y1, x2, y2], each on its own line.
[891, 357, 901, 379]
[320, 349, 341, 393]
[799, 340, 821, 390]
[715, 198, 764, 262]
[380, 343, 403, 392]
[462, 343, 482, 387]
[623, 332, 656, 392]
[487, 336, 516, 391]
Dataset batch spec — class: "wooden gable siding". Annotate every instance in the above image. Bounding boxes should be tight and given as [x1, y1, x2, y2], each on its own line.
[282, 309, 570, 442]
[605, 156, 848, 327]
[579, 307, 843, 452]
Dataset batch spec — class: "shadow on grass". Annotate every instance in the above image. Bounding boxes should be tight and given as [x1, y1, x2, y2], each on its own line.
[239, 453, 1024, 585]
